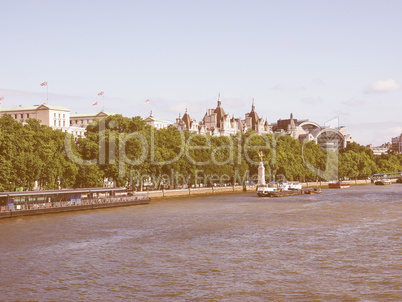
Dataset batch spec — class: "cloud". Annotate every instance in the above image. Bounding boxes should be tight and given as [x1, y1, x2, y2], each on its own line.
[301, 96, 323, 105]
[365, 78, 401, 94]
[342, 98, 366, 106]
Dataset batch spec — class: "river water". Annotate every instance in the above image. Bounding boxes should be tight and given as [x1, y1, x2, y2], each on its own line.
[0, 185, 401, 301]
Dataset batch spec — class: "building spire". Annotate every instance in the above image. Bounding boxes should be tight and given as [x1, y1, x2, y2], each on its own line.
[150, 110, 153, 117]
[217, 93, 221, 106]
[252, 98, 255, 111]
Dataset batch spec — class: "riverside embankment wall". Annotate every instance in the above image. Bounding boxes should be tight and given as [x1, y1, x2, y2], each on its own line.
[301, 179, 374, 188]
[144, 186, 245, 199]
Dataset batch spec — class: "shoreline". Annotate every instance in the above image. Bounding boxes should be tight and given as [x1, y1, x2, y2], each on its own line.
[141, 179, 386, 200]
[1, 179, 398, 218]
[0, 197, 150, 219]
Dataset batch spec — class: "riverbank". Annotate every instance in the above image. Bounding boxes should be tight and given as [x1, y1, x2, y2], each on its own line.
[143, 179, 399, 200]
[301, 179, 375, 188]
[1, 180, 397, 218]
[0, 197, 150, 219]
[141, 186, 244, 199]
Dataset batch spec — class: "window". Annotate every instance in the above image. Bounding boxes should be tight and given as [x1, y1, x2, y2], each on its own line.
[54, 113, 56, 117]
[21, 114, 23, 118]
[63, 114, 65, 118]
[63, 121, 65, 127]
[59, 114, 61, 118]
[15, 114, 17, 119]
[27, 113, 30, 118]
[54, 120, 56, 127]
[59, 120, 61, 127]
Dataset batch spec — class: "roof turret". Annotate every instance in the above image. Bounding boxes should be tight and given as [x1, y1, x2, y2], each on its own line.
[182, 108, 192, 129]
[214, 94, 226, 128]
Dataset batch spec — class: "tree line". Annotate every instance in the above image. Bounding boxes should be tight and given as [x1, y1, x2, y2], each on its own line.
[0, 114, 401, 191]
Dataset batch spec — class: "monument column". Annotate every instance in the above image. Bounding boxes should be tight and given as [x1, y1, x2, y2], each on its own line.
[257, 151, 265, 185]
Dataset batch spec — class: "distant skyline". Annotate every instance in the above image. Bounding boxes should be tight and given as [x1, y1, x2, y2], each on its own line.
[1, 0, 401, 146]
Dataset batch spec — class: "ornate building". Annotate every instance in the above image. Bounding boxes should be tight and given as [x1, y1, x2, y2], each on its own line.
[272, 113, 353, 150]
[174, 108, 206, 134]
[173, 95, 270, 136]
[391, 133, 402, 153]
[200, 95, 239, 136]
[147, 95, 353, 151]
[242, 100, 270, 134]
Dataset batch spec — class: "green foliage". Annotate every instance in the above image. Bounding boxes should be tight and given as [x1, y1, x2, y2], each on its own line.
[0, 114, 400, 191]
[0, 115, 79, 190]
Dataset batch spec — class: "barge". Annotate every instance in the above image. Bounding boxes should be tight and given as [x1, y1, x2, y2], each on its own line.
[328, 180, 350, 189]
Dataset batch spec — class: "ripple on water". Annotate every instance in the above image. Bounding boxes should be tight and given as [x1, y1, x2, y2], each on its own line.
[0, 186, 401, 301]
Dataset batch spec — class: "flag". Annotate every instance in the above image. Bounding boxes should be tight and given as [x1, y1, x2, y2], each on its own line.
[40, 82, 48, 86]
[98, 91, 104, 96]
[0, 97, 3, 101]
[92, 101, 98, 106]
[145, 99, 150, 103]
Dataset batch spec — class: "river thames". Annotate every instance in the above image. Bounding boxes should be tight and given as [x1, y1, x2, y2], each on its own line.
[0, 185, 401, 301]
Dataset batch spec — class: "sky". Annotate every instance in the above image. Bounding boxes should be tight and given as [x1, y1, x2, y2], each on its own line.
[0, 0, 401, 146]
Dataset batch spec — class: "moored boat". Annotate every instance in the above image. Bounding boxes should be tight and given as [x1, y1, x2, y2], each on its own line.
[257, 183, 279, 197]
[257, 179, 320, 197]
[303, 187, 322, 194]
[272, 181, 302, 191]
[328, 180, 350, 189]
[269, 189, 304, 197]
[374, 178, 392, 185]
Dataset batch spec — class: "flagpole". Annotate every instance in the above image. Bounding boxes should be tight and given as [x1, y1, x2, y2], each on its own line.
[47, 83, 49, 104]
[103, 94, 104, 112]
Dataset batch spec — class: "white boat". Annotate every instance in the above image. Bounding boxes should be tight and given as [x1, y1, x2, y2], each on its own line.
[277, 181, 302, 191]
[288, 182, 302, 190]
[374, 178, 391, 185]
[257, 181, 301, 197]
[257, 183, 279, 197]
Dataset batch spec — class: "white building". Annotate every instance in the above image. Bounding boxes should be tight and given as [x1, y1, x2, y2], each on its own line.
[144, 111, 172, 129]
[366, 144, 390, 155]
[0, 104, 70, 129]
[70, 111, 112, 129]
[0, 104, 87, 138]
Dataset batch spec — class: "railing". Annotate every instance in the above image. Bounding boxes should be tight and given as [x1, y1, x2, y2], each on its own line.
[0, 195, 149, 213]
